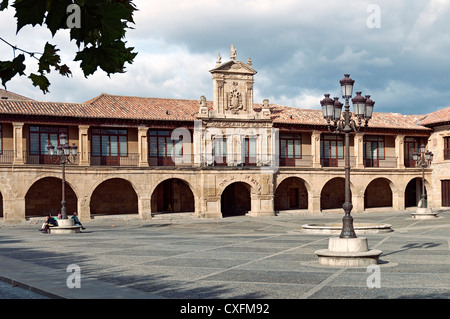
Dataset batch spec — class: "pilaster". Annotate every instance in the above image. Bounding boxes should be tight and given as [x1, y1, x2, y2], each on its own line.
[12, 122, 24, 165]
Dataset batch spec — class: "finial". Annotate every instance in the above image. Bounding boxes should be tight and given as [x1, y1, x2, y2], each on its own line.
[216, 52, 221, 66]
[230, 44, 237, 61]
[247, 57, 252, 66]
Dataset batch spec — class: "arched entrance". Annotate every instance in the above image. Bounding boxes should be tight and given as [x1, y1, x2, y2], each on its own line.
[364, 178, 393, 209]
[405, 177, 427, 208]
[151, 178, 194, 213]
[321, 177, 352, 211]
[221, 182, 251, 217]
[90, 178, 138, 215]
[274, 177, 308, 211]
[25, 177, 77, 217]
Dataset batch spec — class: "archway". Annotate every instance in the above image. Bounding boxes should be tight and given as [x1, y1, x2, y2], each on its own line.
[151, 178, 195, 213]
[364, 178, 393, 209]
[274, 177, 308, 211]
[320, 177, 352, 211]
[25, 177, 77, 217]
[90, 178, 138, 215]
[221, 182, 251, 217]
[405, 177, 427, 208]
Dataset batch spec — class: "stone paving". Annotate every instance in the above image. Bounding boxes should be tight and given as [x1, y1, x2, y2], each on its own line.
[0, 210, 449, 300]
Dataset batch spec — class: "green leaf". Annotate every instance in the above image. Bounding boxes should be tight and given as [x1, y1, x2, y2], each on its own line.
[29, 73, 50, 94]
[75, 40, 137, 77]
[12, 0, 48, 33]
[0, 54, 26, 88]
[45, 0, 73, 35]
[38, 42, 61, 73]
[0, 0, 9, 11]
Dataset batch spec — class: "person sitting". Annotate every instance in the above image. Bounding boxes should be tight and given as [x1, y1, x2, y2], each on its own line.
[72, 212, 86, 230]
[41, 214, 58, 234]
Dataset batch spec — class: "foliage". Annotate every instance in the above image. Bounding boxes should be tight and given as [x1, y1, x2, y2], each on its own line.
[0, 0, 138, 93]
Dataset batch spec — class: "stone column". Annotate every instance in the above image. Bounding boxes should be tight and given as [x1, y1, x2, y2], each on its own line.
[393, 188, 405, 211]
[77, 196, 91, 221]
[78, 125, 90, 166]
[138, 126, 149, 167]
[139, 196, 152, 220]
[308, 192, 321, 214]
[354, 133, 364, 169]
[3, 199, 24, 223]
[395, 135, 405, 169]
[353, 194, 365, 213]
[12, 122, 24, 165]
[311, 131, 322, 168]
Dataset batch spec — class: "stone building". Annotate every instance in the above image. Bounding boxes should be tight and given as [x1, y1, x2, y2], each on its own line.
[0, 49, 446, 223]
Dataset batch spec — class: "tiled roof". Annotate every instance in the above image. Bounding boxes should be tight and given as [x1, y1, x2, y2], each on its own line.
[262, 103, 430, 131]
[0, 89, 34, 101]
[417, 106, 450, 126]
[0, 93, 431, 131]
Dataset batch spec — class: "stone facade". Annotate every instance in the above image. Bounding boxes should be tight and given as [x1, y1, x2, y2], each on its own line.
[0, 46, 444, 223]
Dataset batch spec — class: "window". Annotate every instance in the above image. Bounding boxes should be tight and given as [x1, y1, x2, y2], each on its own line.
[30, 125, 68, 155]
[280, 133, 301, 166]
[244, 137, 257, 165]
[404, 137, 420, 167]
[213, 137, 227, 166]
[444, 137, 450, 160]
[149, 130, 183, 166]
[91, 128, 127, 157]
[363, 136, 385, 167]
[320, 134, 344, 167]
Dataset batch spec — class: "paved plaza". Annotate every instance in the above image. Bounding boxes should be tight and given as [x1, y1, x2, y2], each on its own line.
[0, 210, 449, 301]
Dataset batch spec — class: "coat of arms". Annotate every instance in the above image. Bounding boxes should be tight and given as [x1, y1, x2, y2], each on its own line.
[227, 85, 243, 114]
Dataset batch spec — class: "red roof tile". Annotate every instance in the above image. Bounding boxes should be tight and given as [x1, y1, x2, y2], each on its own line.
[417, 106, 450, 126]
[0, 93, 431, 131]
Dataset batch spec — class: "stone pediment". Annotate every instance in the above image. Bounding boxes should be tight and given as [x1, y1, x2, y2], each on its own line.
[209, 60, 257, 75]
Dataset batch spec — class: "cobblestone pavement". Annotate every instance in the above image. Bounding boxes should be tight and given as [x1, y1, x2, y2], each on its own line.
[0, 210, 449, 302]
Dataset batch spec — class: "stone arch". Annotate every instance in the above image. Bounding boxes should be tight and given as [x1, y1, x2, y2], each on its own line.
[404, 177, 430, 208]
[25, 177, 77, 217]
[150, 178, 195, 214]
[90, 178, 138, 216]
[274, 176, 308, 211]
[364, 177, 394, 209]
[221, 181, 252, 217]
[320, 177, 353, 211]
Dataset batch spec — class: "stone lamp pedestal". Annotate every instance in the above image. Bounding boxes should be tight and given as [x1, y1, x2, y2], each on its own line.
[315, 237, 382, 267]
[411, 207, 437, 219]
[49, 219, 81, 234]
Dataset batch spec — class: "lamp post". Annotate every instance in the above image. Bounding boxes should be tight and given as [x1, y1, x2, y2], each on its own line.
[320, 74, 375, 238]
[47, 133, 78, 220]
[413, 145, 433, 209]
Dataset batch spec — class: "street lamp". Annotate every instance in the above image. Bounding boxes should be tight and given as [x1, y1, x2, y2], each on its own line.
[47, 133, 78, 220]
[320, 74, 375, 238]
[413, 144, 433, 209]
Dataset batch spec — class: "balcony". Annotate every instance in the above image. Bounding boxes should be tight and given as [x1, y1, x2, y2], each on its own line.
[279, 155, 313, 167]
[24, 152, 79, 165]
[364, 156, 397, 168]
[89, 153, 139, 167]
[321, 156, 356, 167]
[0, 150, 14, 164]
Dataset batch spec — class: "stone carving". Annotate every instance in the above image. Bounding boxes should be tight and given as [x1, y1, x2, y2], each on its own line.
[227, 88, 243, 114]
[230, 44, 237, 61]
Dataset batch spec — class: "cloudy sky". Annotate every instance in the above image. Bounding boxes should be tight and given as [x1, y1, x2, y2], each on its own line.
[1, 0, 450, 115]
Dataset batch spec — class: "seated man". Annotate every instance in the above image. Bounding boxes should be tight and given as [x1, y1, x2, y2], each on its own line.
[41, 214, 58, 234]
[72, 212, 86, 230]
